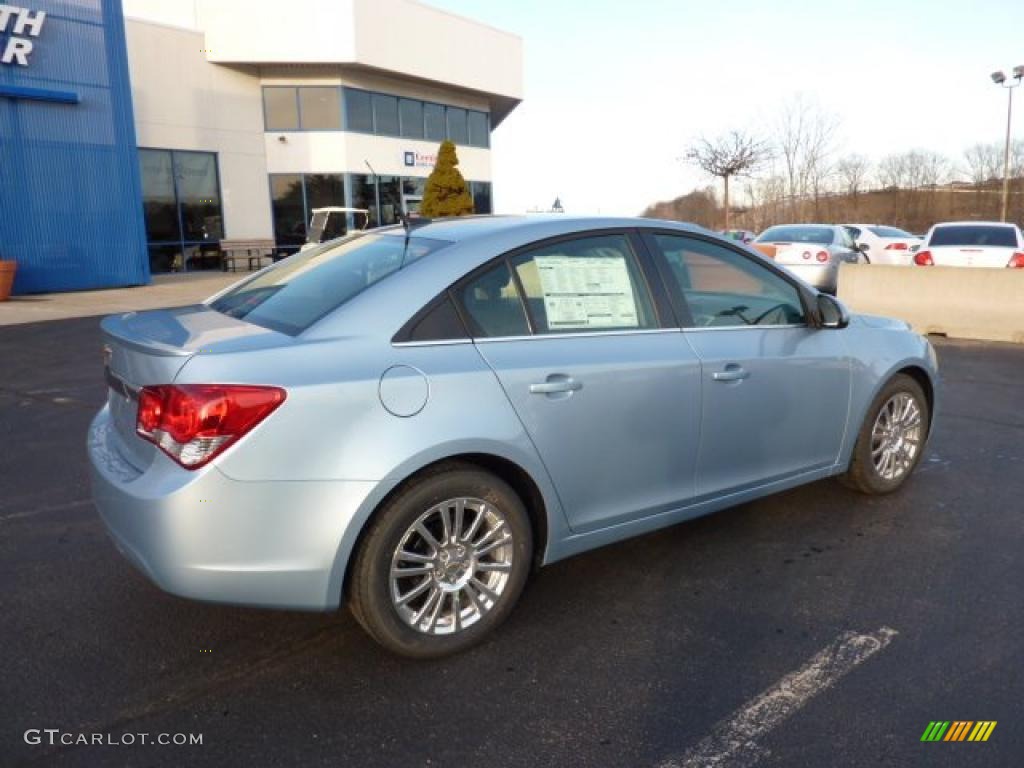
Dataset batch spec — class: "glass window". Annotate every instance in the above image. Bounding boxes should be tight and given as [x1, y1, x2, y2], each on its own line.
[349, 174, 379, 228]
[446, 106, 468, 145]
[929, 225, 1017, 247]
[468, 111, 490, 148]
[756, 225, 834, 244]
[344, 88, 373, 133]
[424, 102, 445, 141]
[509, 234, 657, 334]
[298, 87, 341, 130]
[263, 87, 299, 131]
[653, 234, 806, 328]
[372, 93, 400, 136]
[838, 227, 856, 249]
[470, 181, 492, 214]
[270, 174, 307, 248]
[304, 174, 346, 240]
[399, 98, 424, 139]
[140, 149, 225, 273]
[844, 226, 862, 240]
[211, 233, 451, 335]
[405, 297, 467, 342]
[139, 149, 180, 244]
[867, 226, 912, 238]
[378, 176, 403, 225]
[457, 261, 530, 338]
[173, 152, 222, 243]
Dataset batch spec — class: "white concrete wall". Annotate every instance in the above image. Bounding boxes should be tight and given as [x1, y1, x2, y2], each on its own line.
[126, 19, 273, 240]
[838, 264, 1024, 343]
[264, 132, 491, 181]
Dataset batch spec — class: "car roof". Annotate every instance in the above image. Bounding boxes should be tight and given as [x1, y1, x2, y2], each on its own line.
[931, 221, 1016, 227]
[374, 214, 711, 243]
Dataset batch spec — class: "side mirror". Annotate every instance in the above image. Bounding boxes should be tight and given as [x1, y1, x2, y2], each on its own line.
[817, 293, 850, 329]
[858, 242, 870, 252]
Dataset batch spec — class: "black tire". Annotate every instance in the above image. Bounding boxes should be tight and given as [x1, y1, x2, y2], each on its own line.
[840, 373, 930, 495]
[349, 464, 532, 658]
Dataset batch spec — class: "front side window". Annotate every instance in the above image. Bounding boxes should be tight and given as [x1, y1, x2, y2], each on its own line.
[653, 234, 806, 328]
[509, 234, 657, 334]
[212, 234, 451, 335]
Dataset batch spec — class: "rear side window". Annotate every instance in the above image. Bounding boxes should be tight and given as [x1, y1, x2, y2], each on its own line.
[457, 261, 530, 338]
[211, 233, 450, 335]
[508, 234, 657, 333]
[653, 234, 806, 328]
[929, 225, 1018, 247]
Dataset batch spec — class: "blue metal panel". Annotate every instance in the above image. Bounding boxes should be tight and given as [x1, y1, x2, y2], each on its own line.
[0, 0, 149, 293]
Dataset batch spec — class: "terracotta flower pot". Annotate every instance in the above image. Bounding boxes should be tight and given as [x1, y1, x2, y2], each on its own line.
[0, 261, 16, 301]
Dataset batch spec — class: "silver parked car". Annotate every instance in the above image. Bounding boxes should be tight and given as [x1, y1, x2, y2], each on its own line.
[754, 224, 865, 292]
[89, 216, 939, 657]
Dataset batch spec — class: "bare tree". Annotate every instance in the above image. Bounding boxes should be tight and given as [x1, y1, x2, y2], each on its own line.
[837, 154, 871, 200]
[963, 142, 1003, 185]
[773, 94, 840, 219]
[685, 130, 770, 229]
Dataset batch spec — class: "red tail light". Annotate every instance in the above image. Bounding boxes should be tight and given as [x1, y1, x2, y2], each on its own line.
[884, 242, 908, 250]
[816, 250, 829, 263]
[1008, 252, 1024, 268]
[137, 384, 286, 469]
[914, 250, 934, 266]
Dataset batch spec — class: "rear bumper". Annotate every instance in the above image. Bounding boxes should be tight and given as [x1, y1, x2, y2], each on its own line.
[779, 262, 839, 291]
[88, 407, 376, 611]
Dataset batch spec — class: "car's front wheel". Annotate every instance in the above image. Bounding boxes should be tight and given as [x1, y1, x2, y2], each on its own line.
[349, 464, 532, 658]
[841, 373, 930, 494]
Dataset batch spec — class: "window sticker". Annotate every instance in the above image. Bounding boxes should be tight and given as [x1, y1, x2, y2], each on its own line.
[534, 255, 640, 329]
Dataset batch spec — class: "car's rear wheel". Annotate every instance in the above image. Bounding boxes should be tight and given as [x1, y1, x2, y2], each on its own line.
[349, 465, 532, 658]
[841, 373, 930, 494]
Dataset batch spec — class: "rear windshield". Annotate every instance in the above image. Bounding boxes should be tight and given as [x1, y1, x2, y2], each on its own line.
[756, 226, 834, 244]
[210, 232, 451, 335]
[929, 225, 1018, 248]
[867, 226, 912, 238]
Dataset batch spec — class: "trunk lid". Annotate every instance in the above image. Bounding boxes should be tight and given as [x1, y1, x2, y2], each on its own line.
[928, 246, 1015, 268]
[770, 243, 832, 266]
[101, 304, 293, 470]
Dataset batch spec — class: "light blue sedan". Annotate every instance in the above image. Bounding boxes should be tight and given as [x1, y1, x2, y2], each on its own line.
[89, 216, 939, 657]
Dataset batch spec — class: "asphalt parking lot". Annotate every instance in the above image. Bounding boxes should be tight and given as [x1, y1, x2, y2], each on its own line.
[2, 317, 1022, 767]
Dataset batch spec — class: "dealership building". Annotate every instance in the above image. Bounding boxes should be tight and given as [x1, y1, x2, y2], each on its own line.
[0, 0, 522, 293]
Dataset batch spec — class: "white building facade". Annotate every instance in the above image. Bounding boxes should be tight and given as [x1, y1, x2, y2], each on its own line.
[123, 0, 523, 272]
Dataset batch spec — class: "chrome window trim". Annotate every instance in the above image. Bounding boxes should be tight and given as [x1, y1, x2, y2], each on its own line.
[392, 338, 473, 348]
[683, 323, 808, 333]
[474, 328, 681, 344]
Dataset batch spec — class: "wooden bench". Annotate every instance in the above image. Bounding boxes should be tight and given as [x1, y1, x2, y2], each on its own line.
[219, 239, 277, 272]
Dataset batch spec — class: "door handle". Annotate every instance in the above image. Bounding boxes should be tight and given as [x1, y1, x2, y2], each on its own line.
[529, 375, 582, 395]
[713, 365, 750, 382]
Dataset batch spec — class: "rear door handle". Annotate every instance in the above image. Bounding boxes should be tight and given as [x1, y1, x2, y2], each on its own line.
[529, 375, 582, 394]
[713, 365, 750, 382]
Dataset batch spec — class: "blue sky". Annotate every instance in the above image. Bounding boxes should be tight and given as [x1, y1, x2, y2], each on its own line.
[431, 0, 1024, 215]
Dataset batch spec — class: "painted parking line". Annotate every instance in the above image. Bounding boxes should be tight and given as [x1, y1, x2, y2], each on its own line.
[0, 498, 93, 523]
[660, 627, 898, 768]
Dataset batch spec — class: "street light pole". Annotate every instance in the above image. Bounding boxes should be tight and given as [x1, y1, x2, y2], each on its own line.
[991, 66, 1024, 222]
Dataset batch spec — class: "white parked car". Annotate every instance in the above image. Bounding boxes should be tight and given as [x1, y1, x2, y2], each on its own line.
[913, 222, 1024, 268]
[842, 224, 920, 266]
